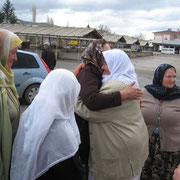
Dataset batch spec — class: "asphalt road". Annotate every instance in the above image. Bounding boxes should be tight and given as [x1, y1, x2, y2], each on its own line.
[56, 53, 180, 88]
[20, 53, 180, 113]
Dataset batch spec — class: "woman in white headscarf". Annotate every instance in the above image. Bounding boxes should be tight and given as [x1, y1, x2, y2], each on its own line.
[10, 69, 82, 180]
[0, 29, 22, 180]
[75, 49, 149, 180]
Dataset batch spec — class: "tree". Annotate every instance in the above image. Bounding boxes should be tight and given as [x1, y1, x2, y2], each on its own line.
[50, 18, 54, 25]
[46, 15, 54, 26]
[66, 19, 69, 27]
[2, 0, 17, 24]
[96, 24, 111, 34]
[0, 11, 4, 23]
[9, 12, 17, 24]
[46, 15, 50, 24]
[32, 5, 36, 24]
[134, 33, 146, 40]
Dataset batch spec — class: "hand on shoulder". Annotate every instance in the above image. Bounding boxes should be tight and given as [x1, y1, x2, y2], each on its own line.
[120, 81, 143, 100]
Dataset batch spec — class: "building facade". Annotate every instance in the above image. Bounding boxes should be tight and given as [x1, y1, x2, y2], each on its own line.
[153, 28, 180, 41]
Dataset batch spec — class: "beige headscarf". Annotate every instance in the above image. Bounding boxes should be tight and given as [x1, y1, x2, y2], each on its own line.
[0, 29, 22, 180]
[0, 29, 22, 98]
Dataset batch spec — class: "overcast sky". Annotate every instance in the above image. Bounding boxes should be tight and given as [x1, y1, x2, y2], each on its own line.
[1, 0, 180, 40]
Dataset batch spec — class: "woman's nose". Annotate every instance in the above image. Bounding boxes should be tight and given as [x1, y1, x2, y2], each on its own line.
[14, 54, 17, 62]
[101, 64, 105, 69]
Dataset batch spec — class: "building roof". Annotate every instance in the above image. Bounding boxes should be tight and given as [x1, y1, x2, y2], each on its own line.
[152, 40, 180, 46]
[162, 40, 180, 46]
[147, 41, 153, 47]
[153, 29, 180, 34]
[150, 39, 163, 43]
[139, 40, 149, 46]
[93, 31, 147, 45]
[102, 33, 150, 46]
[101, 33, 124, 43]
[0, 24, 150, 47]
[123, 35, 140, 45]
[0, 24, 102, 39]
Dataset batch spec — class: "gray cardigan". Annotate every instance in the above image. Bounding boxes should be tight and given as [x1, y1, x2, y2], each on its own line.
[142, 89, 180, 152]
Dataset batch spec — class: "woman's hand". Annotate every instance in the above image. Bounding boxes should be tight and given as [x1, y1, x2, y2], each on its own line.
[120, 81, 143, 100]
[140, 98, 143, 108]
[173, 165, 180, 180]
[74, 63, 85, 76]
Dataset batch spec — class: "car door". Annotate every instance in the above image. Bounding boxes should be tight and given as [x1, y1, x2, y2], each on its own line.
[12, 52, 34, 98]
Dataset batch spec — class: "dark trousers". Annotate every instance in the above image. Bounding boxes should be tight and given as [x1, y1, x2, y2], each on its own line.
[36, 155, 82, 180]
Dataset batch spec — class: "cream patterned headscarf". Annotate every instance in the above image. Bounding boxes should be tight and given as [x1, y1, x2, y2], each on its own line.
[81, 39, 106, 74]
[0, 29, 22, 98]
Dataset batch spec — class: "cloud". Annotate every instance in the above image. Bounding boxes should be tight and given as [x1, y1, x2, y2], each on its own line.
[1, 0, 180, 40]
[8, 0, 180, 12]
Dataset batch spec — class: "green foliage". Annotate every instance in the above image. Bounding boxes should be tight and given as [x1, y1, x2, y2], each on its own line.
[9, 12, 17, 24]
[0, 11, 5, 23]
[1, 0, 17, 24]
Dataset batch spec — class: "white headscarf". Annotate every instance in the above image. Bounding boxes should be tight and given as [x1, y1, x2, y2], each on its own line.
[10, 69, 81, 180]
[102, 49, 139, 88]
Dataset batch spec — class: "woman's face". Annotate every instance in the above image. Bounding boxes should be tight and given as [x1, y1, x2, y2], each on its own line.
[101, 61, 110, 75]
[103, 43, 111, 51]
[7, 47, 18, 68]
[162, 68, 176, 88]
[101, 43, 111, 75]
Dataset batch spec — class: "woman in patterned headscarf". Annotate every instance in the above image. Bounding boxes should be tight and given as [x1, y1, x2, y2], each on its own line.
[76, 49, 149, 180]
[74, 39, 143, 179]
[0, 29, 22, 180]
[141, 64, 180, 180]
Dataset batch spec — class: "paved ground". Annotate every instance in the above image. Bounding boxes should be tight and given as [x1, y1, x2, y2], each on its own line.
[20, 53, 180, 113]
[56, 53, 180, 88]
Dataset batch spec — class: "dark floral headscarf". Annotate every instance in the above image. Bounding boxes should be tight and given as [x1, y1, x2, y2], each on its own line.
[145, 64, 180, 100]
[81, 39, 106, 74]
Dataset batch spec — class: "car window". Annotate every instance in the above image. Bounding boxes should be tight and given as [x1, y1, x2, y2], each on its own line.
[12, 52, 39, 69]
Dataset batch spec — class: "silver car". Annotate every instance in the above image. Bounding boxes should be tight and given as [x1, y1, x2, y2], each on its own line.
[12, 50, 50, 104]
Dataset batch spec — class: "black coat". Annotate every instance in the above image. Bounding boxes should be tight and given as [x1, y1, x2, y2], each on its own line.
[42, 48, 56, 70]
